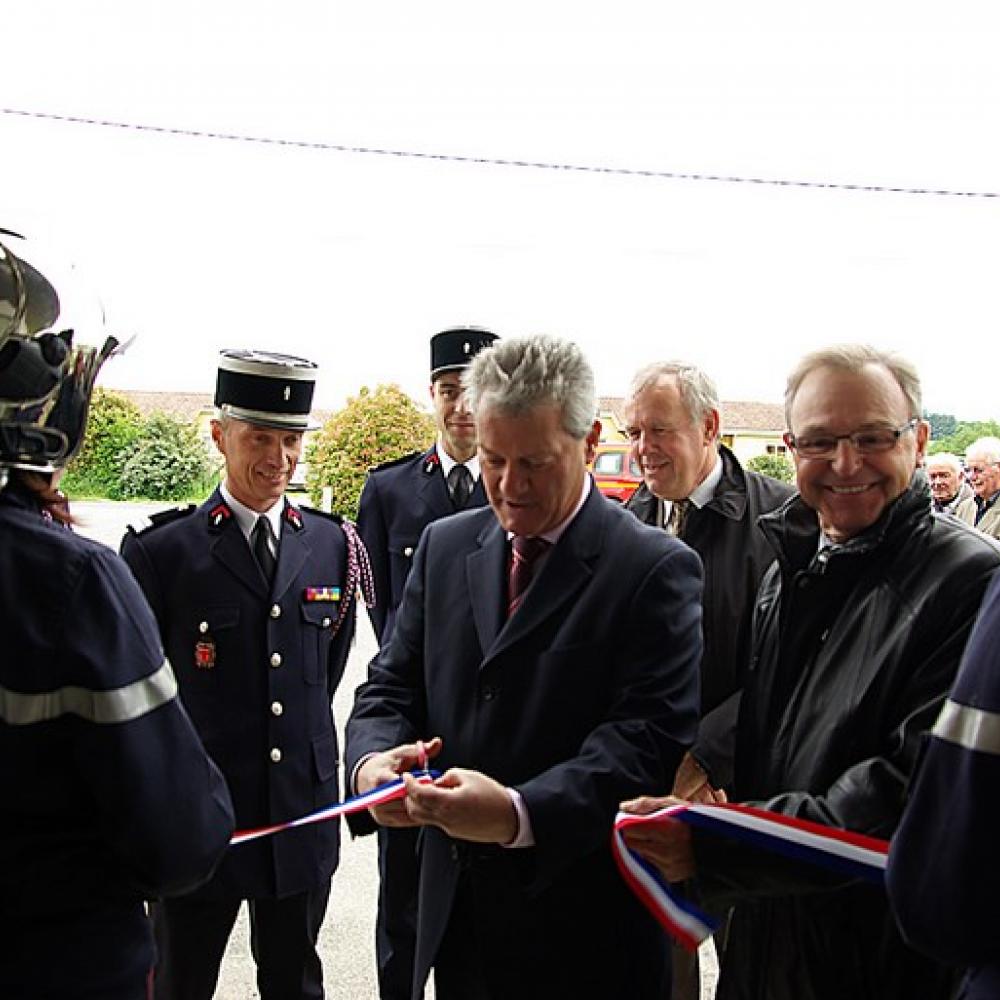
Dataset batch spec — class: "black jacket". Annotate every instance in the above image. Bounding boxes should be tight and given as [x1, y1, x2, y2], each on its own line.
[626, 446, 793, 784]
[346, 488, 703, 999]
[697, 473, 1000, 1000]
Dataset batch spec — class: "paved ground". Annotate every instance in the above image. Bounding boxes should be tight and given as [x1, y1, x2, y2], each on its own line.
[74, 499, 716, 1000]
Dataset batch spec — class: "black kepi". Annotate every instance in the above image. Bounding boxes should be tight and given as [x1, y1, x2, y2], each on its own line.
[430, 327, 498, 379]
[215, 349, 319, 431]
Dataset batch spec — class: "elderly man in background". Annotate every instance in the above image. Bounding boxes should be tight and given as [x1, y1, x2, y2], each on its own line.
[624, 362, 792, 796]
[623, 361, 792, 999]
[956, 436, 1000, 538]
[926, 451, 972, 514]
[622, 344, 1000, 1000]
[346, 334, 703, 1000]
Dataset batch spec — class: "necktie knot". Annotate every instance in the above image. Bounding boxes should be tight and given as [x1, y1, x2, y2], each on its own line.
[252, 515, 277, 585]
[508, 535, 550, 617]
[447, 463, 473, 509]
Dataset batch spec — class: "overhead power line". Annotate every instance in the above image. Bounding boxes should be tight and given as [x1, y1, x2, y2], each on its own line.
[3, 106, 998, 201]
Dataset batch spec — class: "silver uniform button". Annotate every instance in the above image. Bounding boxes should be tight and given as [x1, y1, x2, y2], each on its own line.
[270, 747, 282, 763]
[322, 617, 332, 628]
[199, 621, 209, 634]
[403, 546, 414, 557]
[271, 701, 283, 717]
[270, 604, 281, 619]
[270, 652, 282, 667]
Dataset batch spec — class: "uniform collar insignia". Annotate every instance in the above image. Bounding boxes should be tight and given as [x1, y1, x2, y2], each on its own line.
[208, 501, 233, 530]
[284, 503, 304, 531]
[423, 450, 440, 476]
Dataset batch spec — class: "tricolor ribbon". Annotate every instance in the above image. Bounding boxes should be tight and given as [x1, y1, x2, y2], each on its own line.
[230, 771, 438, 846]
[612, 802, 890, 951]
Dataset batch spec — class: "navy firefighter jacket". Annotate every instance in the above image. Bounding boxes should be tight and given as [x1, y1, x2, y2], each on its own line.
[358, 446, 488, 643]
[120, 488, 360, 900]
[0, 484, 234, 998]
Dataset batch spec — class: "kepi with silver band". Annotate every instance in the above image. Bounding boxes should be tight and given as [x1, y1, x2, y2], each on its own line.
[215, 348, 319, 431]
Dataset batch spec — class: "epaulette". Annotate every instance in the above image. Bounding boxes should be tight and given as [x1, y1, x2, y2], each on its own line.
[367, 450, 423, 475]
[295, 503, 345, 525]
[126, 504, 197, 536]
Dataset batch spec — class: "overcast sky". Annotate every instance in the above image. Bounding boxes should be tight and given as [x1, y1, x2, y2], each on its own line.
[3, 2, 999, 421]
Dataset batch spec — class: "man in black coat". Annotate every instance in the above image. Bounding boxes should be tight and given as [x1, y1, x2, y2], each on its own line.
[121, 350, 369, 1000]
[356, 326, 497, 1000]
[347, 334, 703, 1000]
[624, 362, 792, 796]
[623, 344, 1000, 1000]
[623, 362, 792, 998]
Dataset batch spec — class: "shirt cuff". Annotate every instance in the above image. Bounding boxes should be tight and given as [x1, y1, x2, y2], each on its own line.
[350, 754, 378, 796]
[502, 787, 535, 848]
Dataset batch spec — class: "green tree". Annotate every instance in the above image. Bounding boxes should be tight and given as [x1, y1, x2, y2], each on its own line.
[307, 384, 435, 517]
[929, 420, 1000, 457]
[62, 388, 144, 496]
[118, 413, 216, 500]
[746, 452, 795, 484]
[925, 412, 957, 440]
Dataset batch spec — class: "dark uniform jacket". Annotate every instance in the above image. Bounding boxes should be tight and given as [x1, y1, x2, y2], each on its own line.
[696, 474, 1000, 1000]
[358, 446, 487, 643]
[346, 486, 703, 1000]
[121, 488, 357, 900]
[0, 485, 234, 998]
[888, 570, 1000, 1000]
[626, 445, 793, 785]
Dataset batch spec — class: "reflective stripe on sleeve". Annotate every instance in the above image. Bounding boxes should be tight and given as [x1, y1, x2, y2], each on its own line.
[0, 659, 178, 726]
[932, 697, 1000, 756]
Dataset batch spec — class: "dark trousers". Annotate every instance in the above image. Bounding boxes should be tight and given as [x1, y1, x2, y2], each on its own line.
[433, 864, 671, 1000]
[375, 826, 420, 1000]
[151, 884, 330, 1000]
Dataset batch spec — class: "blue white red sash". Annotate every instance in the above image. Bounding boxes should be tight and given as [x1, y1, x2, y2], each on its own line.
[612, 802, 890, 951]
[230, 771, 437, 846]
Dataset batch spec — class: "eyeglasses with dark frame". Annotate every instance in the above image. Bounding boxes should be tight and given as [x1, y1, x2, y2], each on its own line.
[786, 418, 919, 459]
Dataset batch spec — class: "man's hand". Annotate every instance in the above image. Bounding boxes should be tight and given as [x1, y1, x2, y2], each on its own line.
[402, 768, 518, 845]
[618, 794, 697, 883]
[672, 752, 727, 804]
[356, 737, 443, 827]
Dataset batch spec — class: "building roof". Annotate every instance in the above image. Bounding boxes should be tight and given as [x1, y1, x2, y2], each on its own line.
[117, 390, 212, 422]
[598, 396, 784, 434]
[112, 389, 332, 425]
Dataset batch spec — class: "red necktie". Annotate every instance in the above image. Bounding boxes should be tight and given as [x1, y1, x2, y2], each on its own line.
[507, 536, 550, 618]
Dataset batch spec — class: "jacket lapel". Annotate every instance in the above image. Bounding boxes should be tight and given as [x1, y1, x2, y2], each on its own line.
[417, 455, 454, 519]
[467, 518, 508, 655]
[272, 511, 310, 601]
[205, 491, 269, 598]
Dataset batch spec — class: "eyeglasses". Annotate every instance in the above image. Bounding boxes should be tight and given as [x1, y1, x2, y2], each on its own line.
[967, 463, 999, 476]
[786, 418, 919, 459]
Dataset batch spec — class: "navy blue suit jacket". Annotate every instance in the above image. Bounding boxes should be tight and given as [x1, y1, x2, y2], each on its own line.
[121, 488, 356, 899]
[346, 483, 703, 998]
[357, 447, 488, 643]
